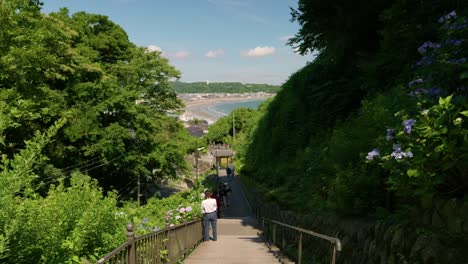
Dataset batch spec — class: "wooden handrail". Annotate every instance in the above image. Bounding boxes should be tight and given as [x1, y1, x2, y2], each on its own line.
[261, 217, 342, 264]
[264, 218, 342, 251]
[238, 178, 342, 263]
[97, 219, 203, 264]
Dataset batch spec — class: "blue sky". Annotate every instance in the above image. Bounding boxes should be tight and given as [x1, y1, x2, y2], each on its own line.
[41, 0, 314, 85]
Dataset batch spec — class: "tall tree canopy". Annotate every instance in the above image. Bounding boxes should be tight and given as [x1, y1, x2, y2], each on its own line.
[0, 1, 191, 195]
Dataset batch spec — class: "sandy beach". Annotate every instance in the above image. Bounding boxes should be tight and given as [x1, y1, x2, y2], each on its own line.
[179, 93, 274, 124]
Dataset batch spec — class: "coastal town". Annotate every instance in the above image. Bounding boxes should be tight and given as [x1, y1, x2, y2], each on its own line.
[177, 92, 274, 122]
[177, 92, 274, 104]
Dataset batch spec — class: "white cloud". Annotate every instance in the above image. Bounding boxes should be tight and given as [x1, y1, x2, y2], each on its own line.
[242, 46, 276, 57]
[146, 45, 169, 58]
[146, 45, 163, 53]
[174, 50, 191, 59]
[205, 49, 225, 58]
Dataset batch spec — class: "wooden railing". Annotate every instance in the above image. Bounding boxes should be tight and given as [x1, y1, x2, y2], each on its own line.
[97, 219, 202, 264]
[260, 217, 341, 264]
[238, 176, 342, 263]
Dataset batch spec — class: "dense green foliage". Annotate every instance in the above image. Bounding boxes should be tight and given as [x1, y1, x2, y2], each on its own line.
[0, 1, 192, 194]
[171, 81, 280, 93]
[2, 0, 467, 262]
[203, 107, 262, 145]
[0, 117, 209, 263]
[0, 1, 202, 263]
[240, 0, 467, 224]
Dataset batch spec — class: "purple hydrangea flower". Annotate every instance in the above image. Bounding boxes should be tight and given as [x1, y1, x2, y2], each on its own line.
[428, 87, 443, 96]
[391, 151, 404, 159]
[142, 218, 149, 224]
[439, 10, 457, 23]
[417, 42, 441, 54]
[410, 87, 444, 97]
[185, 206, 193, 212]
[446, 10, 457, 19]
[408, 78, 424, 87]
[386, 129, 395, 141]
[409, 88, 427, 96]
[179, 207, 186, 213]
[366, 149, 380, 160]
[415, 55, 436, 66]
[449, 58, 467, 65]
[391, 149, 413, 160]
[403, 119, 416, 134]
[391, 144, 413, 160]
[417, 43, 428, 54]
[153, 226, 160, 232]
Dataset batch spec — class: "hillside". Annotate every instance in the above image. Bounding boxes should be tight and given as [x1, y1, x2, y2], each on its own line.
[171, 81, 281, 93]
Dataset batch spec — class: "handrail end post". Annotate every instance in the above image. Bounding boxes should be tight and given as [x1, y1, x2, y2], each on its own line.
[126, 223, 136, 264]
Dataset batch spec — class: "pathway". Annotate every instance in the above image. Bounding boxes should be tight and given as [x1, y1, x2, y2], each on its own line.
[183, 171, 279, 264]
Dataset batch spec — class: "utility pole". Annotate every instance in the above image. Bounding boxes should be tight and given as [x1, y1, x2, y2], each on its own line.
[195, 147, 205, 200]
[195, 150, 199, 185]
[137, 174, 141, 207]
[232, 112, 235, 140]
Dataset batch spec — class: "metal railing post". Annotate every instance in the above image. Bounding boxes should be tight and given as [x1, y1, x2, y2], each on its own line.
[282, 230, 286, 250]
[184, 220, 188, 256]
[330, 243, 337, 264]
[273, 223, 276, 245]
[298, 232, 302, 264]
[262, 218, 265, 236]
[126, 224, 136, 264]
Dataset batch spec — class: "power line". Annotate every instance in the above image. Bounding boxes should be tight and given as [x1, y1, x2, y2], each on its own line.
[62, 141, 144, 174]
[60, 155, 103, 171]
[117, 179, 138, 200]
[37, 141, 144, 184]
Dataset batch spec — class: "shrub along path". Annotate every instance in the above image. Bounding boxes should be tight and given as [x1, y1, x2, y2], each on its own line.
[183, 171, 279, 263]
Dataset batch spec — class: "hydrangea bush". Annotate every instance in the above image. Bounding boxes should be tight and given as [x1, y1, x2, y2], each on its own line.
[366, 11, 468, 201]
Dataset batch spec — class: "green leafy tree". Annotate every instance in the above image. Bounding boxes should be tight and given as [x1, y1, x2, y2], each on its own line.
[1, 4, 191, 194]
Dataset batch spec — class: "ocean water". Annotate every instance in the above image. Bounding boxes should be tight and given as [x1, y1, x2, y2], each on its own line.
[209, 99, 265, 116]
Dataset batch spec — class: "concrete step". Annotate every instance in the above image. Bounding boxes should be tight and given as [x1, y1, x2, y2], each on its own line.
[184, 235, 279, 264]
[217, 217, 260, 236]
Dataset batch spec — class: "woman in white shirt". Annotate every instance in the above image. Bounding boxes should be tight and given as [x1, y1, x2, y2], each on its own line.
[201, 190, 218, 241]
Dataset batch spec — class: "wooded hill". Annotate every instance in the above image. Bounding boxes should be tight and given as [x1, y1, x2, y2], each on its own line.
[171, 81, 280, 93]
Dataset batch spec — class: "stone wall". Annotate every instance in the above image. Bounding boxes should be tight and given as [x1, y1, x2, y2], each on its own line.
[241, 179, 467, 263]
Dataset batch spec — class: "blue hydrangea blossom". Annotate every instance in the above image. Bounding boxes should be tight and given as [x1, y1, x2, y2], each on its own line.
[366, 149, 380, 160]
[403, 119, 416, 134]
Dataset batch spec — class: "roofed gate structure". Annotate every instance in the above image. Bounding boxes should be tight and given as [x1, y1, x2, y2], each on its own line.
[210, 144, 234, 176]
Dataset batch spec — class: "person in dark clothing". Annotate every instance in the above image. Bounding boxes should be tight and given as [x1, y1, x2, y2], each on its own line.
[223, 183, 231, 207]
[212, 190, 221, 218]
[219, 183, 227, 208]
